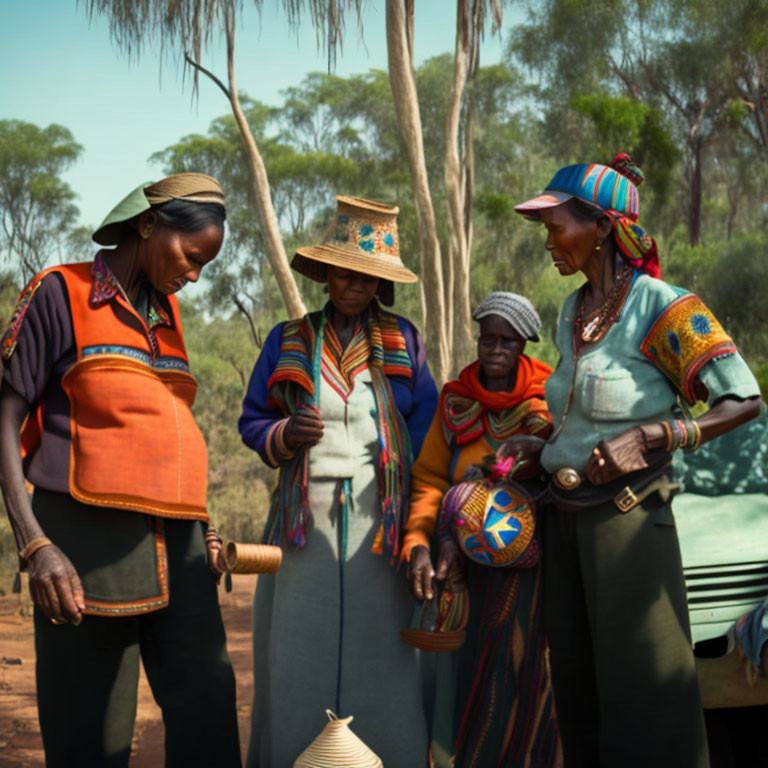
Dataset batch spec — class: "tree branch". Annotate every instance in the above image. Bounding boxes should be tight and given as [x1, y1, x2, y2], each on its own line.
[184, 52, 231, 102]
[232, 292, 261, 348]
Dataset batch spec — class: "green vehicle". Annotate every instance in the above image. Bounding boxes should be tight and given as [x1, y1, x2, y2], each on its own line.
[674, 403, 768, 712]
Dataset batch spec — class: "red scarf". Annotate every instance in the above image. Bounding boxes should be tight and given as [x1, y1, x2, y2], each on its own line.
[442, 357, 553, 445]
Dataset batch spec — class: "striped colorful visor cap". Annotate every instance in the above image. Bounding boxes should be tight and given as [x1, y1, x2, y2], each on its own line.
[514, 163, 639, 221]
[515, 159, 661, 278]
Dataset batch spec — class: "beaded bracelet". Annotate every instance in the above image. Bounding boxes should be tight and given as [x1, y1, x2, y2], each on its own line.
[659, 418, 701, 453]
[683, 420, 702, 453]
[675, 419, 688, 449]
[660, 421, 674, 452]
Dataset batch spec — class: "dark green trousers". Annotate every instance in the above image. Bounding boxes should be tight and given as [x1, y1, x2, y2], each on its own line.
[33, 514, 241, 768]
[543, 499, 708, 768]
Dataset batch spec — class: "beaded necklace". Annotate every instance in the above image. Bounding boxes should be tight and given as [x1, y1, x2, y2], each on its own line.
[572, 265, 633, 352]
[549, 265, 634, 443]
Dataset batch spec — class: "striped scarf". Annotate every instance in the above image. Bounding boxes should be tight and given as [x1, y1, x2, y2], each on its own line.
[264, 302, 413, 565]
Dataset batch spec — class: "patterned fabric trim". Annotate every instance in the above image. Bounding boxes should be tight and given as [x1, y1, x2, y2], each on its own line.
[90, 252, 172, 329]
[81, 345, 190, 372]
[641, 292, 737, 405]
[322, 320, 369, 400]
[147, 299, 172, 329]
[1, 270, 52, 361]
[443, 395, 552, 447]
[266, 302, 412, 402]
[372, 309, 413, 378]
[266, 317, 314, 398]
[89, 252, 120, 306]
[264, 302, 413, 564]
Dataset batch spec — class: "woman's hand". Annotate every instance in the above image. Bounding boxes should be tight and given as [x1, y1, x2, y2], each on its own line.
[283, 405, 324, 450]
[585, 427, 648, 485]
[435, 539, 465, 594]
[496, 435, 547, 479]
[206, 538, 226, 580]
[27, 545, 85, 625]
[407, 545, 435, 601]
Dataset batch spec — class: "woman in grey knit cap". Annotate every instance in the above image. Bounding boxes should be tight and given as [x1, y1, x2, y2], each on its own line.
[405, 292, 560, 766]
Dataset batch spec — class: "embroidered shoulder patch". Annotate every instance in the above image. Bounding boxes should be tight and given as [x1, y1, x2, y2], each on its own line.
[640, 293, 736, 404]
[1, 272, 50, 361]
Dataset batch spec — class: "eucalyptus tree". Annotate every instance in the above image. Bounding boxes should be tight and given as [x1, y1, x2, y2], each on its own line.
[82, 0, 523, 380]
[386, 0, 516, 379]
[510, 0, 739, 246]
[0, 120, 82, 284]
[151, 97, 359, 346]
[81, 0, 369, 321]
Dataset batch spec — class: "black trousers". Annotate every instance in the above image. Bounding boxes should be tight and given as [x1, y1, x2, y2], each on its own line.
[33, 515, 241, 768]
[543, 499, 709, 768]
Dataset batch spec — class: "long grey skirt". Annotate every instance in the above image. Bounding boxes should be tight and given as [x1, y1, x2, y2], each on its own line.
[247, 371, 429, 767]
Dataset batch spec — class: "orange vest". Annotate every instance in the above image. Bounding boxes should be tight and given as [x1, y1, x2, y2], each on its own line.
[27, 263, 209, 522]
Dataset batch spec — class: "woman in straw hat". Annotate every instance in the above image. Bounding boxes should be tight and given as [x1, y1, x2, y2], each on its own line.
[0, 173, 240, 767]
[239, 196, 438, 767]
[510, 154, 760, 767]
[404, 291, 560, 767]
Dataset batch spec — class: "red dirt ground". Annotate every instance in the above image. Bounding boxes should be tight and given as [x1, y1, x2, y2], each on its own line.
[0, 573, 257, 767]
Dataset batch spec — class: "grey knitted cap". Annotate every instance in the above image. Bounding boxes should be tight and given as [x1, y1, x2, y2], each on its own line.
[472, 291, 541, 342]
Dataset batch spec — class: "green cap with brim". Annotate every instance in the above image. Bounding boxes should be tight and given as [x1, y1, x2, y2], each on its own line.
[91, 182, 153, 246]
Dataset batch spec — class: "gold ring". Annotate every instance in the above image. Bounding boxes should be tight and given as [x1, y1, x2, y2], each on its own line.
[50, 617, 66, 625]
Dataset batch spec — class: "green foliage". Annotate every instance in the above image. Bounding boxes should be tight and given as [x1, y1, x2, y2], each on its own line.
[570, 94, 678, 211]
[0, 120, 83, 283]
[5, 2, 768, 567]
[702, 235, 768, 360]
[179, 299, 275, 541]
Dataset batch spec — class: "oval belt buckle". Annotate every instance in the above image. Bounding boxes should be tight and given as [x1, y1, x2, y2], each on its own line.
[553, 467, 582, 491]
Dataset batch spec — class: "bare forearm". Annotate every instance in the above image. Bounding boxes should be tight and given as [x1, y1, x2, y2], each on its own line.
[640, 396, 761, 451]
[589, 395, 761, 485]
[0, 388, 42, 548]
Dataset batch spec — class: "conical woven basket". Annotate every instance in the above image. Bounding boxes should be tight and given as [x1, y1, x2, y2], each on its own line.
[293, 710, 382, 768]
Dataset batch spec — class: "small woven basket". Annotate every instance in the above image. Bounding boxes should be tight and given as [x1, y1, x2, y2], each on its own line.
[293, 710, 382, 768]
[400, 587, 468, 652]
[222, 541, 283, 574]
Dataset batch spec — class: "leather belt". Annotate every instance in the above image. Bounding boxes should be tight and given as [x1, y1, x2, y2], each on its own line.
[552, 468, 680, 514]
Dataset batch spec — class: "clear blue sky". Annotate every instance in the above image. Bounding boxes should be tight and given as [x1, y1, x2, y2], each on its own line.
[0, 0, 520, 232]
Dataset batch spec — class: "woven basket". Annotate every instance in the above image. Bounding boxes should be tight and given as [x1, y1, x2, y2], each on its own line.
[222, 541, 283, 574]
[293, 711, 382, 768]
[400, 588, 468, 652]
[399, 627, 466, 652]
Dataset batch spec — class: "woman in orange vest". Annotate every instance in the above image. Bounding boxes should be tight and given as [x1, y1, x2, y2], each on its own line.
[0, 173, 241, 767]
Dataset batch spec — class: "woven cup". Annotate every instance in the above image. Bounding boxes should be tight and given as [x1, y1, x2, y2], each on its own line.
[222, 541, 283, 574]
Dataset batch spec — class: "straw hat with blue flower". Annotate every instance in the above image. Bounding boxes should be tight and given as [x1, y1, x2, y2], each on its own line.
[291, 196, 418, 306]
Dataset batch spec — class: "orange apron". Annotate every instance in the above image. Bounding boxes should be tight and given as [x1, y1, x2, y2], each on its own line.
[23, 263, 209, 522]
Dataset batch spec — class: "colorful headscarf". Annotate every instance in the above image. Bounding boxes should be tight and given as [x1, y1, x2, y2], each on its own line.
[514, 153, 661, 279]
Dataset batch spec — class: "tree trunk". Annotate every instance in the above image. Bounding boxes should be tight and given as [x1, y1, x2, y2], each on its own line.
[688, 141, 702, 247]
[225, 10, 306, 319]
[726, 185, 738, 242]
[445, 0, 475, 377]
[386, 0, 450, 384]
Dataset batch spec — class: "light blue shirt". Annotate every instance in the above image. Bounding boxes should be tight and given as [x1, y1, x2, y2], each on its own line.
[541, 274, 760, 473]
